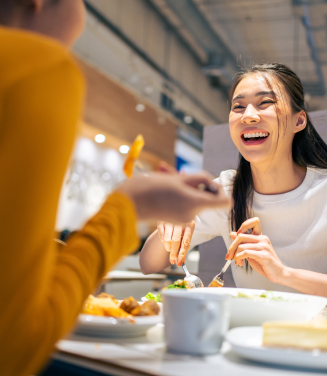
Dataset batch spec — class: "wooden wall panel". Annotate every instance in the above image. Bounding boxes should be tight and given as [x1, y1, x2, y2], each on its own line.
[78, 59, 176, 165]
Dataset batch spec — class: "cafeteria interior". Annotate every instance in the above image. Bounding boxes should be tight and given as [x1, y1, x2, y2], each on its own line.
[2, 0, 327, 375]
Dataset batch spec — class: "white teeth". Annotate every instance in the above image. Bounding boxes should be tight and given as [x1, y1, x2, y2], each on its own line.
[243, 132, 269, 139]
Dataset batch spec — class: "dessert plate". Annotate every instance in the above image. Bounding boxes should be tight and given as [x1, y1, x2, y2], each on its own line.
[226, 326, 327, 370]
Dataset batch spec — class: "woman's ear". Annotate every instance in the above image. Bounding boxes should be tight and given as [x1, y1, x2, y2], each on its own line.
[294, 110, 307, 133]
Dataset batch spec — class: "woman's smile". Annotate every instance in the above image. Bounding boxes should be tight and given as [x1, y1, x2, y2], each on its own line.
[241, 128, 270, 146]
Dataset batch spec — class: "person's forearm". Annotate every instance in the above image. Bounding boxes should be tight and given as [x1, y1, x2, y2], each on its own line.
[278, 267, 327, 297]
[140, 230, 171, 274]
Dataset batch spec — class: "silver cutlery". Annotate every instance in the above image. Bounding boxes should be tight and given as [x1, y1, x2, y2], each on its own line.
[182, 262, 204, 288]
[208, 259, 232, 288]
[209, 228, 252, 287]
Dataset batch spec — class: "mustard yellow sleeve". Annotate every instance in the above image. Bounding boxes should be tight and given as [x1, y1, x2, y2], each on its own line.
[0, 50, 139, 376]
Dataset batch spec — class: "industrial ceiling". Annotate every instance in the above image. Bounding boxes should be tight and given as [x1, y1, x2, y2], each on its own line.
[148, 0, 327, 111]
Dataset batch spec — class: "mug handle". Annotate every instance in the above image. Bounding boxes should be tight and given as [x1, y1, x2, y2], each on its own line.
[198, 302, 218, 342]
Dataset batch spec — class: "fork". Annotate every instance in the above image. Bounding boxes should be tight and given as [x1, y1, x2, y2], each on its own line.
[209, 228, 253, 287]
[208, 259, 232, 288]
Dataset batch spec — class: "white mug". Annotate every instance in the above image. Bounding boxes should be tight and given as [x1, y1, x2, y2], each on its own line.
[162, 289, 230, 355]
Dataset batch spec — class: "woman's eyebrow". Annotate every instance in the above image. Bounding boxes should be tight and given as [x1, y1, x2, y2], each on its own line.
[232, 90, 275, 102]
[232, 94, 245, 102]
[255, 90, 275, 97]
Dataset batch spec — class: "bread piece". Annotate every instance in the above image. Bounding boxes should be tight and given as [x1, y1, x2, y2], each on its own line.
[263, 321, 327, 351]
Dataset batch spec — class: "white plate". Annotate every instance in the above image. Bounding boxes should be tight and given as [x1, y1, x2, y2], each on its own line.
[189, 288, 327, 328]
[226, 326, 327, 370]
[74, 301, 163, 338]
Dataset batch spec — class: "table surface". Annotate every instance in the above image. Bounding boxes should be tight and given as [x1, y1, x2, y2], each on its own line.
[127, 267, 187, 279]
[103, 270, 167, 281]
[55, 325, 327, 376]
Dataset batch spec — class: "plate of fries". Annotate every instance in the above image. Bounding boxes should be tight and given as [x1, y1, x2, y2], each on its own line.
[74, 293, 162, 338]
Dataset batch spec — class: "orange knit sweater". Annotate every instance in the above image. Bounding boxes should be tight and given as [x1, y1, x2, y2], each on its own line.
[0, 26, 139, 376]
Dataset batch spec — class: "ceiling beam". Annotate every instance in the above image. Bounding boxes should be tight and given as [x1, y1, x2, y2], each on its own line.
[164, 0, 238, 71]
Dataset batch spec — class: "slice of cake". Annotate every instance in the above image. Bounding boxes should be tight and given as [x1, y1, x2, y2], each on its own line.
[263, 321, 327, 351]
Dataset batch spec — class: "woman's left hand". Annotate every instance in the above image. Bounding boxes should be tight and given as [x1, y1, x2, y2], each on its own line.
[226, 217, 286, 283]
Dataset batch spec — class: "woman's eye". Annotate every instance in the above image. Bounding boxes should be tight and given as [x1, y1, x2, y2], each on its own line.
[260, 100, 274, 105]
[232, 105, 244, 110]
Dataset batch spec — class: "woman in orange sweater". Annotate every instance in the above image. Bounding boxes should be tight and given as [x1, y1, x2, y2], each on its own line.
[0, 1, 230, 376]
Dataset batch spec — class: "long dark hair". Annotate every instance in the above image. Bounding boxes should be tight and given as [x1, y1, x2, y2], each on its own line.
[230, 63, 327, 264]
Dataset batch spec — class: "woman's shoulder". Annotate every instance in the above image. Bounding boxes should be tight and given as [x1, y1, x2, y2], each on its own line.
[0, 26, 82, 89]
[308, 167, 327, 188]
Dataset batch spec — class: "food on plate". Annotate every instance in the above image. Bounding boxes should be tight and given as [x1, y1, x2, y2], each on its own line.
[82, 293, 160, 318]
[166, 279, 188, 289]
[208, 279, 223, 288]
[262, 321, 327, 351]
[83, 295, 132, 319]
[97, 292, 115, 299]
[145, 292, 162, 302]
[130, 300, 160, 316]
[123, 134, 145, 178]
[232, 290, 288, 301]
[120, 296, 140, 313]
[145, 279, 189, 302]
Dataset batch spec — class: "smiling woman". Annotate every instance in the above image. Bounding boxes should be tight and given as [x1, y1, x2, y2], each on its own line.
[228, 64, 327, 236]
[140, 63, 327, 298]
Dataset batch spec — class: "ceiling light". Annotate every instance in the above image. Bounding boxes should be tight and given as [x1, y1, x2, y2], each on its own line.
[119, 145, 130, 154]
[135, 103, 145, 112]
[184, 115, 193, 124]
[95, 134, 106, 143]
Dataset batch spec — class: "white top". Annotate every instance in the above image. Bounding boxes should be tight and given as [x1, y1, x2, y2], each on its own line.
[190, 168, 327, 293]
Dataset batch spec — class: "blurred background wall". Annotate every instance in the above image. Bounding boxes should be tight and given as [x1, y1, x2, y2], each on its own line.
[56, 0, 327, 240]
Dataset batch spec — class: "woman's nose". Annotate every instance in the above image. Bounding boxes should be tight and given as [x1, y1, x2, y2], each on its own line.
[241, 104, 260, 124]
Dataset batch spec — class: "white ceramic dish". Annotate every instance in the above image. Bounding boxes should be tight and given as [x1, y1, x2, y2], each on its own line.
[74, 314, 162, 338]
[189, 288, 327, 328]
[74, 301, 163, 338]
[226, 326, 327, 370]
